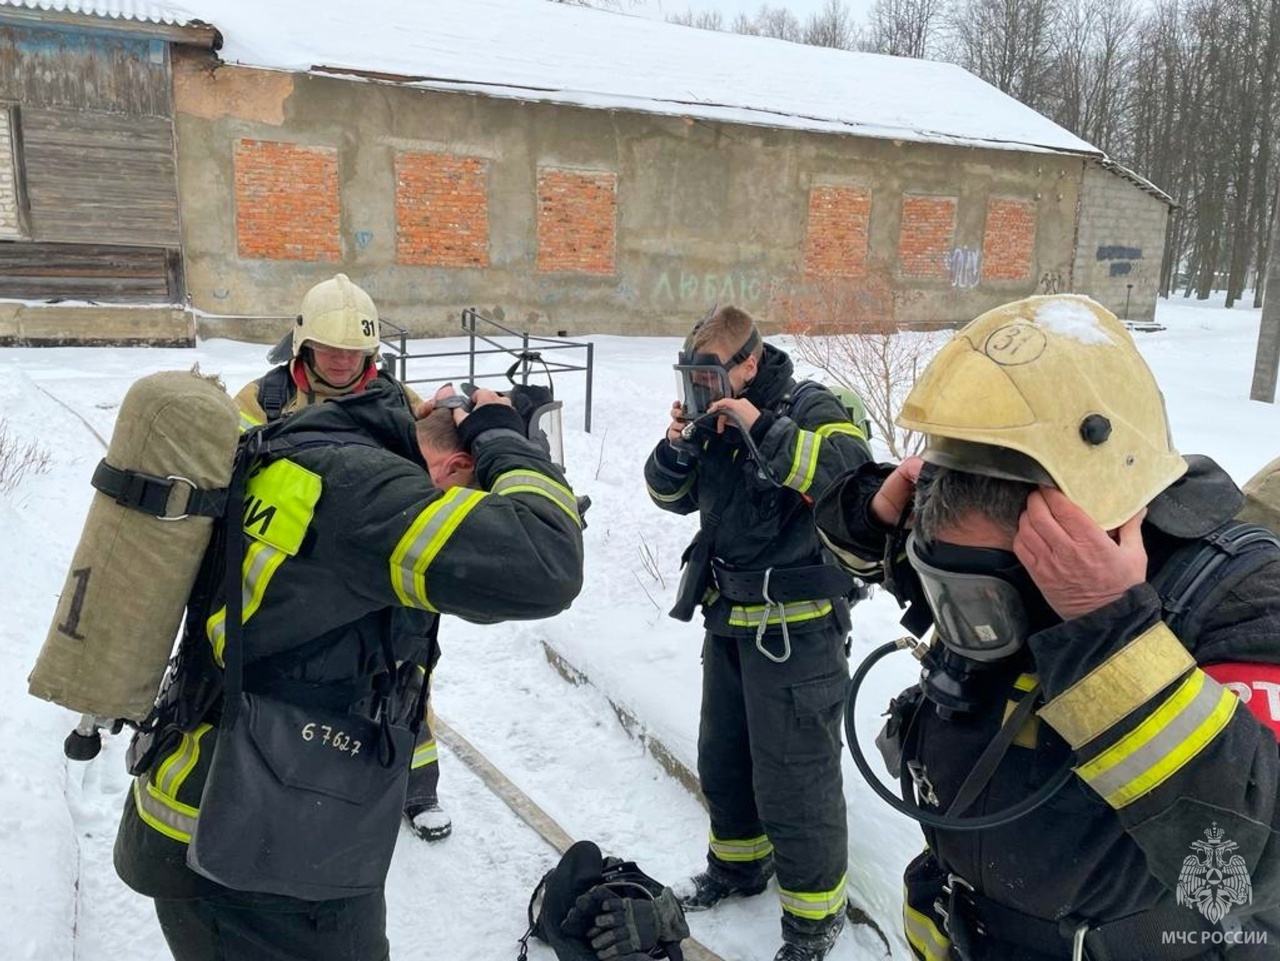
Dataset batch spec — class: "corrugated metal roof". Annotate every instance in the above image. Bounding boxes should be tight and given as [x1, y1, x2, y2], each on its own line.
[0, 0, 190, 26]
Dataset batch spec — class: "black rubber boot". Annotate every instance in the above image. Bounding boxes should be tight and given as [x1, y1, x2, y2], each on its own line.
[676, 863, 774, 912]
[774, 911, 845, 960]
[404, 799, 452, 841]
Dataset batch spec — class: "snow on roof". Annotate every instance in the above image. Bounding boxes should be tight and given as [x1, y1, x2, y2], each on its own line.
[0, 0, 190, 26]
[175, 0, 1103, 159]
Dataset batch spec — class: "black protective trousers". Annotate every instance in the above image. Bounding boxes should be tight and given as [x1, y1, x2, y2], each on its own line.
[154, 887, 389, 961]
[697, 622, 849, 922]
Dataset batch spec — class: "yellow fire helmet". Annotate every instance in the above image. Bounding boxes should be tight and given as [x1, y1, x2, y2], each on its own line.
[291, 273, 379, 358]
[897, 294, 1187, 531]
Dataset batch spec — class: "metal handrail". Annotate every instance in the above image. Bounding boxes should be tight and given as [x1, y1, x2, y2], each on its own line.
[378, 309, 594, 432]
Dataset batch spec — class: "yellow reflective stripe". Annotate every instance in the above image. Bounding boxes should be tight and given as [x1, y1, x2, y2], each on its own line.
[1013, 673, 1039, 692]
[243, 459, 321, 555]
[783, 429, 820, 493]
[239, 411, 262, 432]
[390, 487, 487, 610]
[727, 600, 833, 627]
[647, 473, 695, 504]
[904, 903, 952, 961]
[412, 739, 439, 770]
[709, 833, 774, 862]
[206, 540, 288, 666]
[155, 726, 207, 797]
[1038, 622, 1195, 749]
[1077, 671, 1237, 809]
[133, 723, 212, 843]
[815, 421, 866, 443]
[779, 875, 847, 920]
[491, 469, 581, 525]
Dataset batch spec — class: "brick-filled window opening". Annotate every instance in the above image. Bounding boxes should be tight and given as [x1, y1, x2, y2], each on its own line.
[536, 168, 617, 275]
[235, 140, 340, 262]
[898, 195, 957, 280]
[396, 152, 490, 268]
[0, 104, 28, 240]
[981, 199, 1037, 281]
[804, 185, 870, 278]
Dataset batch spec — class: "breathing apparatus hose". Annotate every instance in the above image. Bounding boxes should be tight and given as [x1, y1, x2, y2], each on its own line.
[846, 638, 1074, 831]
[677, 408, 783, 487]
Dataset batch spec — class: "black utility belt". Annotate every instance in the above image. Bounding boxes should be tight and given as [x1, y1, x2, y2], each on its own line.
[710, 561, 853, 604]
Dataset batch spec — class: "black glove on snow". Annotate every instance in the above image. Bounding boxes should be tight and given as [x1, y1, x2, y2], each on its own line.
[561, 886, 689, 960]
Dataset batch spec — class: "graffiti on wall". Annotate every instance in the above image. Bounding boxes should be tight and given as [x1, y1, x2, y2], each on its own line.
[354, 230, 374, 250]
[1039, 270, 1065, 294]
[651, 269, 771, 307]
[1096, 245, 1143, 278]
[946, 248, 982, 288]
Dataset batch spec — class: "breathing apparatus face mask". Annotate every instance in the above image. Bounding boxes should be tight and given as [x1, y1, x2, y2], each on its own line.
[673, 326, 760, 419]
[905, 532, 1036, 663]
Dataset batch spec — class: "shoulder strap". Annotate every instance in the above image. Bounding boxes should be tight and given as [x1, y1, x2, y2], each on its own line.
[777, 379, 823, 418]
[1151, 520, 1280, 643]
[256, 365, 294, 423]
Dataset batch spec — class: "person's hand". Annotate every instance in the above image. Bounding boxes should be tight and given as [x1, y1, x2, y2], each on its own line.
[870, 456, 924, 527]
[1013, 487, 1148, 620]
[667, 401, 687, 443]
[455, 387, 512, 426]
[706, 397, 760, 433]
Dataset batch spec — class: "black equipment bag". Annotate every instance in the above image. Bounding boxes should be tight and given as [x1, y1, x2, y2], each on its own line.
[520, 840, 686, 961]
[186, 691, 413, 901]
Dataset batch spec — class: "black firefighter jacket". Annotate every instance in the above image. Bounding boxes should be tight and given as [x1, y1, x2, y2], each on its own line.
[115, 380, 584, 897]
[644, 343, 872, 637]
[815, 456, 1280, 959]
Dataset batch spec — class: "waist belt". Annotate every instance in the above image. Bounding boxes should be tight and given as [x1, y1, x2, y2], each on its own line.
[942, 876, 1220, 961]
[710, 561, 853, 604]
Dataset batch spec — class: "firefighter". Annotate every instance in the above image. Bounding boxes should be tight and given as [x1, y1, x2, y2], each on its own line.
[115, 376, 585, 961]
[234, 273, 452, 842]
[646, 305, 873, 961]
[815, 294, 1280, 960]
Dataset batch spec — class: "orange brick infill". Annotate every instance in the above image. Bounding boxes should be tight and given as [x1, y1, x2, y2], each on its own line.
[898, 195, 956, 280]
[235, 140, 340, 262]
[396, 152, 489, 268]
[537, 169, 617, 275]
[804, 186, 870, 278]
[982, 199, 1037, 281]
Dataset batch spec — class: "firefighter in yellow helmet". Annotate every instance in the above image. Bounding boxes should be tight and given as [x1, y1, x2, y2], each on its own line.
[234, 273, 424, 429]
[815, 295, 1280, 960]
[233, 274, 449, 843]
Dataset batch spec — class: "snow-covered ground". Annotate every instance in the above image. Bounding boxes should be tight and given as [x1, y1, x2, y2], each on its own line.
[1, 293, 1276, 961]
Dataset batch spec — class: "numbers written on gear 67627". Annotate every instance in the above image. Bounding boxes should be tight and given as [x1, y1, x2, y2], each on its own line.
[300, 722, 363, 757]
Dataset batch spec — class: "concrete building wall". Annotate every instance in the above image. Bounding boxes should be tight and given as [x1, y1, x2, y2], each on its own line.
[173, 51, 1132, 341]
[1072, 162, 1169, 322]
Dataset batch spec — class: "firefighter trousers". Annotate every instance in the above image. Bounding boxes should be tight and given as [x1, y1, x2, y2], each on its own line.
[697, 622, 849, 925]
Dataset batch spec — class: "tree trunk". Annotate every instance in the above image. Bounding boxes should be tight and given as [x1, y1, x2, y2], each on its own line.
[1251, 179, 1280, 402]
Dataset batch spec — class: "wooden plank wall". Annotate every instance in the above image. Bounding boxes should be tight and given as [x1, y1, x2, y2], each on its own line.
[0, 22, 183, 304]
[22, 108, 181, 246]
[0, 242, 178, 303]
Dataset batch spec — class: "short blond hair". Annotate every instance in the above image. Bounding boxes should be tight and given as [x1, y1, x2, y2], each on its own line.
[692, 306, 762, 360]
[415, 408, 464, 454]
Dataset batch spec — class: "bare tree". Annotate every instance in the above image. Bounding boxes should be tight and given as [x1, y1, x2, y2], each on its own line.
[754, 5, 805, 42]
[803, 0, 861, 50]
[945, 0, 1061, 111]
[668, 8, 726, 30]
[866, 0, 947, 58]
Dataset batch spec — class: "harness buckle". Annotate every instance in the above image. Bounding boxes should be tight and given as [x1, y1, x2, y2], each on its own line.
[907, 760, 940, 807]
[156, 474, 198, 522]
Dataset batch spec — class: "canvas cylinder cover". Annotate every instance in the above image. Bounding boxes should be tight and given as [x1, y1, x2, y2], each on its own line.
[28, 371, 240, 721]
[1239, 455, 1280, 533]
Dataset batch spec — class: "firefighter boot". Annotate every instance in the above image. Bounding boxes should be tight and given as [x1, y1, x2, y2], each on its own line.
[774, 910, 845, 961]
[675, 858, 774, 912]
[405, 799, 452, 841]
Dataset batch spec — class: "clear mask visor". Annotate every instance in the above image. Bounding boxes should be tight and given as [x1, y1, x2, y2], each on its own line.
[906, 532, 1030, 662]
[528, 401, 565, 468]
[674, 363, 733, 418]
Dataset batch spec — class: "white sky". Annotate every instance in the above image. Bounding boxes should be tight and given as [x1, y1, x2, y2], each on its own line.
[2, 294, 1276, 961]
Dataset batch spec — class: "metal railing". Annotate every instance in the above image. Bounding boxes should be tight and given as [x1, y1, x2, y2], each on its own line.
[379, 308, 594, 432]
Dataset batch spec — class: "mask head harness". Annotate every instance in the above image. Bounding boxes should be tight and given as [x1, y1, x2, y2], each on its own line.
[673, 308, 761, 418]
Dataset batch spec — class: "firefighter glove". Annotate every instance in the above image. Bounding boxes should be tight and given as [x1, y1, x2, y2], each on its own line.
[578, 887, 689, 959]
